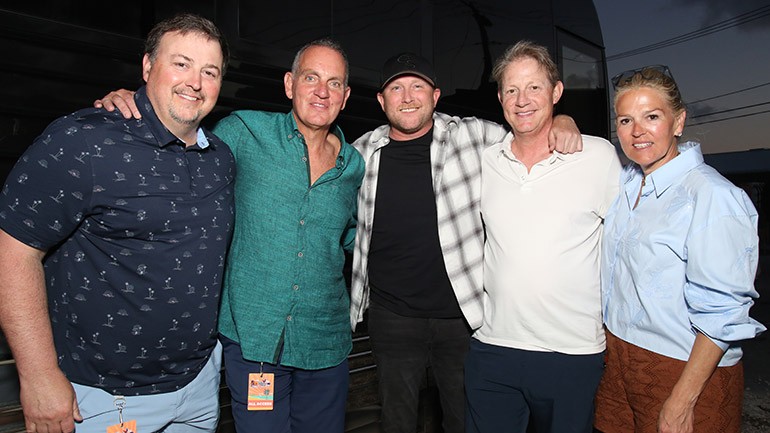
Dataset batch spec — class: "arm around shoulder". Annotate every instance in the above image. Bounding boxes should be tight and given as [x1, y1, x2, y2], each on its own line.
[93, 89, 139, 119]
[478, 117, 508, 144]
[549, 114, 583, 154]
[212, 111, 257, 154]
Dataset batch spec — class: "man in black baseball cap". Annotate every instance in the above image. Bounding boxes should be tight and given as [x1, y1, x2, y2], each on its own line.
[349, 51, 584, 433]
[380, 52, 437, 89]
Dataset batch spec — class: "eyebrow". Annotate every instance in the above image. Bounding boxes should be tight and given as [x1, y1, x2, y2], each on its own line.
[172, 53, 221, 73]
[639, 107, 665, 114]
[299, 68, 344, 83]
[616, 108, 664, 117]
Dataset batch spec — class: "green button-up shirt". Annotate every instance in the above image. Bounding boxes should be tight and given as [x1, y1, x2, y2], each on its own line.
[214, 110, 363, 369]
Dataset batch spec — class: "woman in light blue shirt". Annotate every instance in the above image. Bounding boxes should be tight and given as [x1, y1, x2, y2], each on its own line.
[594, 66, 765, 433]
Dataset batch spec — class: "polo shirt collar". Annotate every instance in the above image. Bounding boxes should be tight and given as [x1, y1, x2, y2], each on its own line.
[496, 131, 564, 165]
[134, 86, 211, 150]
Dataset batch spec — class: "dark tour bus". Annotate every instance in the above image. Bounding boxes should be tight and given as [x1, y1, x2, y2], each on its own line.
[0, 1, 608, 431]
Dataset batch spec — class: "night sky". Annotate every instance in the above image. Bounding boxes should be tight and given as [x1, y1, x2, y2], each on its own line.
[594, 0, 770, 154]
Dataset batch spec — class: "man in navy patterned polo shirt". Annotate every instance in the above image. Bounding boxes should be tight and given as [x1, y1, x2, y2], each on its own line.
[93, 40, 364, 433]
[0, 14, 234, 433]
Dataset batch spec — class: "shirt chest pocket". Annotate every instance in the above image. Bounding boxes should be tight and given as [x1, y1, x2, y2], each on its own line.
[307, 183, 356, 230]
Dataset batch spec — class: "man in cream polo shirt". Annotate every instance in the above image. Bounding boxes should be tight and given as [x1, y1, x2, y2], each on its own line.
[464, 41, 621, 433]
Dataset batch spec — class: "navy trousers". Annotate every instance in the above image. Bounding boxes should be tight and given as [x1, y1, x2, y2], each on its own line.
[221, 335, 349, 433]
[465, 338, 604, 433]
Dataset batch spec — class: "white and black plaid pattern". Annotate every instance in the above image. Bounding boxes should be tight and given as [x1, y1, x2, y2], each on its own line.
[350, 112, 508, 330]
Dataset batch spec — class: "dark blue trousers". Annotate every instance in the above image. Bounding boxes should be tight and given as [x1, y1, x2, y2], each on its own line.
[464, 338, 604, 433]
[221, 335, 349, 433]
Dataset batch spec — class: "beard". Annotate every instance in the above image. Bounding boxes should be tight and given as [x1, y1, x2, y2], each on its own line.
[168, 105, 202, 126]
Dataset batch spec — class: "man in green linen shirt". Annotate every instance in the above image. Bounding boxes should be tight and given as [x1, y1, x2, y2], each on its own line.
[212, 38, 364, 433]
[95, 38, 363, 433]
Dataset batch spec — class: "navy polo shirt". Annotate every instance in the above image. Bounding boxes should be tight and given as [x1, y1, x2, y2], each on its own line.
[0, 87, 235, 395]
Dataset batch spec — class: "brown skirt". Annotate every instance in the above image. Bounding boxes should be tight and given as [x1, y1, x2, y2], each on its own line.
[594, 330, 743, 433]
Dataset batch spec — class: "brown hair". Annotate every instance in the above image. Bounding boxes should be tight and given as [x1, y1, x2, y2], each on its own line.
[144, 13, 229, 76]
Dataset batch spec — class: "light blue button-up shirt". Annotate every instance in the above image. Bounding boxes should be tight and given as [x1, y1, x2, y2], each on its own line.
[602, 141, 765, 366]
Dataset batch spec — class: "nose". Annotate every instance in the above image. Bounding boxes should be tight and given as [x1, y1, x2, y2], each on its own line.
[401, 88, 414, 103]
[186, 71, 202, 91]
[515, 91, 529, 107]
[315, 82, 330, 98]
[631, 121, 645, 137]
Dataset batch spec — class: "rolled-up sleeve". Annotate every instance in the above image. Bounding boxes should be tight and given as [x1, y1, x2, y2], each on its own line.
[685, 189, 765, 350]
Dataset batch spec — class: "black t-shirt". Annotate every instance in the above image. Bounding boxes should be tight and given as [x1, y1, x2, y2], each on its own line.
[367, 129, 462, 318]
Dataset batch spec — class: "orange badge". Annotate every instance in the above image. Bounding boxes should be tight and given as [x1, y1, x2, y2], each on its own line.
[247, 372, 275, 411]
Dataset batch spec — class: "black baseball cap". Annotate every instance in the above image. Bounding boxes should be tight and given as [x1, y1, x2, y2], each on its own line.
[380, 52, 437, 90]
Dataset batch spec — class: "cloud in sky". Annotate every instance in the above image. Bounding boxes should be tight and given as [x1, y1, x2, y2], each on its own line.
[679, 0, 770, 31]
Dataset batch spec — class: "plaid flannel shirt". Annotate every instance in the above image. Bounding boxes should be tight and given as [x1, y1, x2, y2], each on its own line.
[350, 112, 508, 330]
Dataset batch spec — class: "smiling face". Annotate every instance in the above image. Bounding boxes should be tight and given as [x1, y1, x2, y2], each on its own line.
[615, 86, 686, 176]
[143, 30, 223, 143]
[377, 75, 440, 141]
[284, 45, 351, 133]
[497, 57, 563, 139]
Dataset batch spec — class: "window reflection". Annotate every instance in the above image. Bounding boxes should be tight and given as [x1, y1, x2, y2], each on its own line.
[556, 30, 608, 138]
